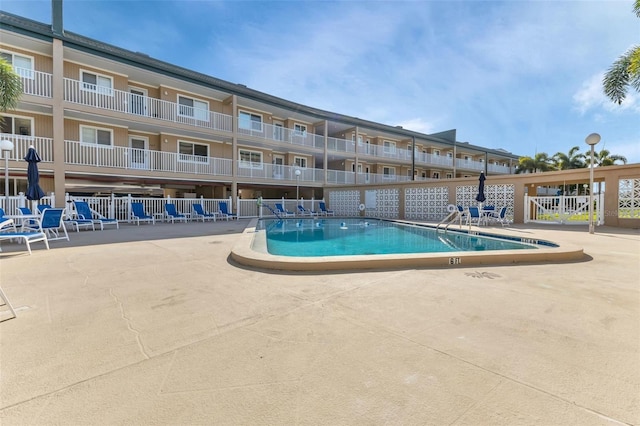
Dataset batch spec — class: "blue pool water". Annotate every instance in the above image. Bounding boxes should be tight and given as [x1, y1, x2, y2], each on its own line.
[258, 218, 547, 257]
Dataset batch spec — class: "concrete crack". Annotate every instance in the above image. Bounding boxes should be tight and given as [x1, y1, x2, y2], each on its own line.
[109, 288, 150, 359]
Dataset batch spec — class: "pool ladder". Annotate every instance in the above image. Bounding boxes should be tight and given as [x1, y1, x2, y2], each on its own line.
[436, 211, 462, 232]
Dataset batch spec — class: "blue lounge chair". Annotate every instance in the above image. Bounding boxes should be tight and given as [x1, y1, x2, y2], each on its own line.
[0, 218, 49, 255]
[297, 205, 317, 216]
[192, 203, 217, 222]
[131, 202, 155, 225]
[17, 206, 40, 230]
[0, 207, 8, 222]
[318, 202, 334, 216]
[74, 200, 119, 230]
[275, 203, 294, 217]
[218, 202, 237, 220]
[164, 203, 188, 223]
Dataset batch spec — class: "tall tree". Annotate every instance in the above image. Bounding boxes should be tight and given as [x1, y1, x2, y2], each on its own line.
[515, 153, 553, 173]
[603, 0, 640, 104]
[0, 57, 23, 112]
[594, 149, 628, 166]
[552, 146, 586, 170]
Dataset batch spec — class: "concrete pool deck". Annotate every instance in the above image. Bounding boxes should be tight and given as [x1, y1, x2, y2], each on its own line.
[0, 220, 638, 425]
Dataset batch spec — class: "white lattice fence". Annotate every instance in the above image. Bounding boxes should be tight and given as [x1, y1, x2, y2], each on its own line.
[405, 186, 449, 220]
[457, 184, 515, 219]
[329, 190, 360, 216]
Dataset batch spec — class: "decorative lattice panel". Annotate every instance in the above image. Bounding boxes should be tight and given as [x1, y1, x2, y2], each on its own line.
[328, 190, 360, 216]
[366, 188, 399, 218]
[405, 186, 449, 220]
[618, 178, 640, 219]
[457, 184, 515, 219]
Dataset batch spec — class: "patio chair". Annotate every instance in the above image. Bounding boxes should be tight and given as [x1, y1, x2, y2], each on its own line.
[17, 206, 40, 230]
[275, 203, 294, 217]
[0, 218, 49, 255]
[164, 203, 188, 223]
[131, 202, 155, 225]
[318, 202, 334, 216]
[297, 205, 317, 216]
[0, 208, 9, 222]
[467, 206, 483, 227]
[487, 206, 510, 227]
[192, 203, 217, 222]
[218, 202, 237, 220]
[31, 208, 70, 241]
[74, 200, 119, 230]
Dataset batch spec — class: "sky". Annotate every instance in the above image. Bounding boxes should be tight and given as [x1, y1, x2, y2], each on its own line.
[2, 0, 639, 163]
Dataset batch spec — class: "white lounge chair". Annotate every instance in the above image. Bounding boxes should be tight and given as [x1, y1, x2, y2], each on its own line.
[0, 218, 50, 254]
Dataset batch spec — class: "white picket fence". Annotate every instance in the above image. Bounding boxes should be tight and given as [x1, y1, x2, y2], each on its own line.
[524, 194, 604, 225]
[0, 193, 326, 222]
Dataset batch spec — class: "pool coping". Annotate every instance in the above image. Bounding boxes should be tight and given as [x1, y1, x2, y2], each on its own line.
[230, 218, 586, 271]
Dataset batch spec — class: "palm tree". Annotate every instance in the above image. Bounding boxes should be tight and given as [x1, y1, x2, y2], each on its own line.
[515, 153, 553, 173]
[594, 149, 628, 166]
[602, 0, 640, 104]
[0, 57, 23, 112]
[552, 146, 586, 170]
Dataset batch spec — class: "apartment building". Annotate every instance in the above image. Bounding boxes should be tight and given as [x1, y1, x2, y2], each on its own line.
[0, 5, 519, 206]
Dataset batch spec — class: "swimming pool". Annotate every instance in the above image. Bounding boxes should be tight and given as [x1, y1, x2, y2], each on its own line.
[231, 218, 583, 271]
[258, 218, 543, 257]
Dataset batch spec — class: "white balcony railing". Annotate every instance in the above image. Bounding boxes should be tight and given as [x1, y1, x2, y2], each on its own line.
[0, 133, 54, 162]
[64, 140, 233, 176]
[236, 122, 324, 149]
[16, 67, 53, 98]
[63, 78, 233, 133]
[237, 163, 324, 183]
[455, 158, 485, 171]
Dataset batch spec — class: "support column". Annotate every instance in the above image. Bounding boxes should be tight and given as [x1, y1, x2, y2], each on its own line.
[231, 95, 238, 210]
[52, 38, 65, 207]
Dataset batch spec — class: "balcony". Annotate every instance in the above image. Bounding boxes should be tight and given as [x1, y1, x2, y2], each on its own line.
[63, 78, 233, 133]
[16, 67, 53, 98]
[237, 123, 325, 150]
[455, 158, 485, 171]
[65, 140, 232, 177]
[0, 133, 54, 162]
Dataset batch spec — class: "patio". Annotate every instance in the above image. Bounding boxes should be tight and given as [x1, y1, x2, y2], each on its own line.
[0, 220, 638, 424]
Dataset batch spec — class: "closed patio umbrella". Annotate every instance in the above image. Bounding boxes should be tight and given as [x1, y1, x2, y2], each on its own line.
[475, 171, 486, 206]
[24, 146, 45, 201]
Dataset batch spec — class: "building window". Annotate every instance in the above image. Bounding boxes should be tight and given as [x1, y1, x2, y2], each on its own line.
[447, 152, 453, 158]
[293, 123, 307, 136]
[80, 125, 112, 146]
[446, 172, 453, 179]
[0, 115, 33, 136]
[464, 155, 471, 162]
[239, 149, 263, 168]
[383, 166, 396, 178]
[432, 172, 440, 179]
[178, 96, 209, 121]
[433, 149, 440, 156]
[239, 111, 263, 132]
[81, 70, 113, 95]
[383, 140, 396, 154]
[0, 51, 34, 78]
[294, 157, 307, 168]
[178, 141, 208, 163]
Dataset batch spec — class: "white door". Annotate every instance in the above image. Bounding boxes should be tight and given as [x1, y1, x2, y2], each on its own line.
[273, 155, 284, 178]
[129, 87, 147, 116]
[129, 136, 149, 169]
[273, 121, 284, 141]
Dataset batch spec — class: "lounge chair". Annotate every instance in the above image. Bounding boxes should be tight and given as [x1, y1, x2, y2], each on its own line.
[30, 208, 70, 241]
[318, 202, 334, 216]
[131, 202, 155, 225]
[17, 206, 40, 230]
[164, 203, 188, 223]
[192, 203, 217, 222]
[0, 218, 49, 255]
[74, 200, 119, 230]
[297, 205, 317, 216]
[275, 203, 294, 217]
[218, 202, 237, 220]
[0, 208, 8, 222]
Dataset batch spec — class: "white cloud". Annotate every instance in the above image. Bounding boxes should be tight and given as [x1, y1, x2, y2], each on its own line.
[573, 72, 639, 114]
